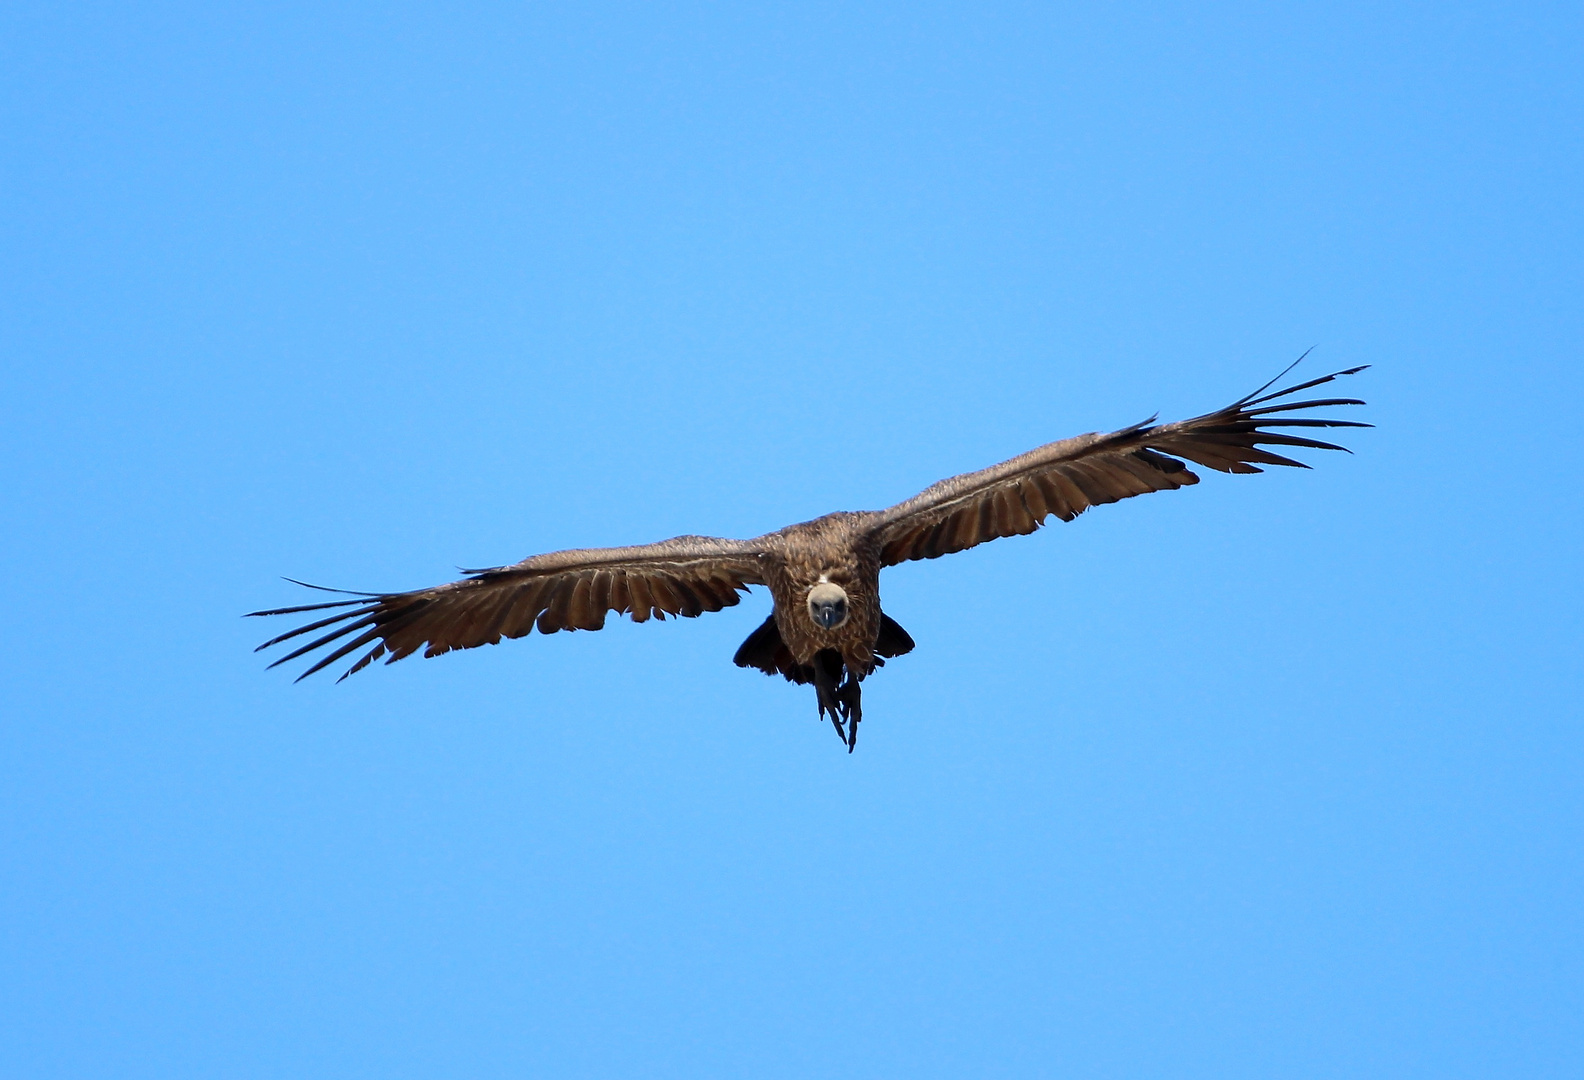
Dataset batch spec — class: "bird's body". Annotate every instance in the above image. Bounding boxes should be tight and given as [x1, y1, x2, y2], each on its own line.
[764, 511, 883, 672]
[732, 510, 900, 740]
[252, 363, 1367, 750]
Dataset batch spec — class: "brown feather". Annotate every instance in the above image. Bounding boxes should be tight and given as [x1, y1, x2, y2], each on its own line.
[1032, 475, 1076, 521]
[626, 576, 654, 622]
[1047, 471, 1091, 517]
[537, 579, 573, 633]
[607, 572, 631, 615]
[500, 582, 548, 639]
[1017, 478, 1050, 522]
[588, 570, 614, 613]
[670, 578, 706, 618]
[647, 574, 682, 616]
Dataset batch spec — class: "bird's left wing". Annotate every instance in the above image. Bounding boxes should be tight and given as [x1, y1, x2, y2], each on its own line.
[867, 364, 1368, 566]
[248, 535, 767, 681]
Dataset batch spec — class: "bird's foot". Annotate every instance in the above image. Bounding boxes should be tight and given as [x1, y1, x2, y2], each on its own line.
[837, 679, 862, 753]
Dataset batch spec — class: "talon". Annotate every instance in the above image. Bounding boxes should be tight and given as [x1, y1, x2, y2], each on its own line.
[813, 654, 847, 745]
[834, 674, 861, 752]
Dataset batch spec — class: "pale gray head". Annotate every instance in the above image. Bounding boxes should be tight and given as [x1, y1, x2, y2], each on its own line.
[806, 581, 850, 631]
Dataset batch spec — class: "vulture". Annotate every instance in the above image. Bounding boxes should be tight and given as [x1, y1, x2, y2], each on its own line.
[251, 362, 1367, 751]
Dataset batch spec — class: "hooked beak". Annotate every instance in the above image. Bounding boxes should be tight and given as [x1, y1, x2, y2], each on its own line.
[811, 600, 846, 629]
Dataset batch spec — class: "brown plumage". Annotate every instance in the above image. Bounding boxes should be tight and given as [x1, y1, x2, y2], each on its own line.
[250, 362, 1367, 751]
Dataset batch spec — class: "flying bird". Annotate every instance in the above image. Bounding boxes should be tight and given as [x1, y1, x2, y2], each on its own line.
[250, 362, 1367, 751]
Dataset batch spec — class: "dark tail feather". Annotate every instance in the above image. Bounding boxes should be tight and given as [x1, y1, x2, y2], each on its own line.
[733, 614, 810, 683]
[875, 613, 915, 658]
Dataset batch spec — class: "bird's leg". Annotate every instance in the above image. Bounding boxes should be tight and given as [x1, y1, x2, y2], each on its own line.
[836, 672, 863, 753]
[812, 657, 846, 746]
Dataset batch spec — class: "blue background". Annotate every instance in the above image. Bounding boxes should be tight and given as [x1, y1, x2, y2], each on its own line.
[3, 2, 1579, 1076]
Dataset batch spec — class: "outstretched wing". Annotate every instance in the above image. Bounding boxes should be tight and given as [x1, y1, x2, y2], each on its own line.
[868, 363, 1368, 566]
[249, 535, 767, 681]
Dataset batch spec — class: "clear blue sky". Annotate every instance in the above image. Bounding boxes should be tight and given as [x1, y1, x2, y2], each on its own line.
[3, 2, 1579, 1076]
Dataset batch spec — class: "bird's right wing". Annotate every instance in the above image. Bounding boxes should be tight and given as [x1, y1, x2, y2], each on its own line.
[248, 535, 768, 681]
[867, 364, 1368, 566]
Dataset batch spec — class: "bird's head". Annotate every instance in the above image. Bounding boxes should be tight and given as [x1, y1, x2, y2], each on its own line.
[806, 581, 850, 631]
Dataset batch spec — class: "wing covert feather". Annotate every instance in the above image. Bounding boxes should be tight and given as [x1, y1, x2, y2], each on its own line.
[869, 365, 1368, 565]
[249, 535, 767, 681]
